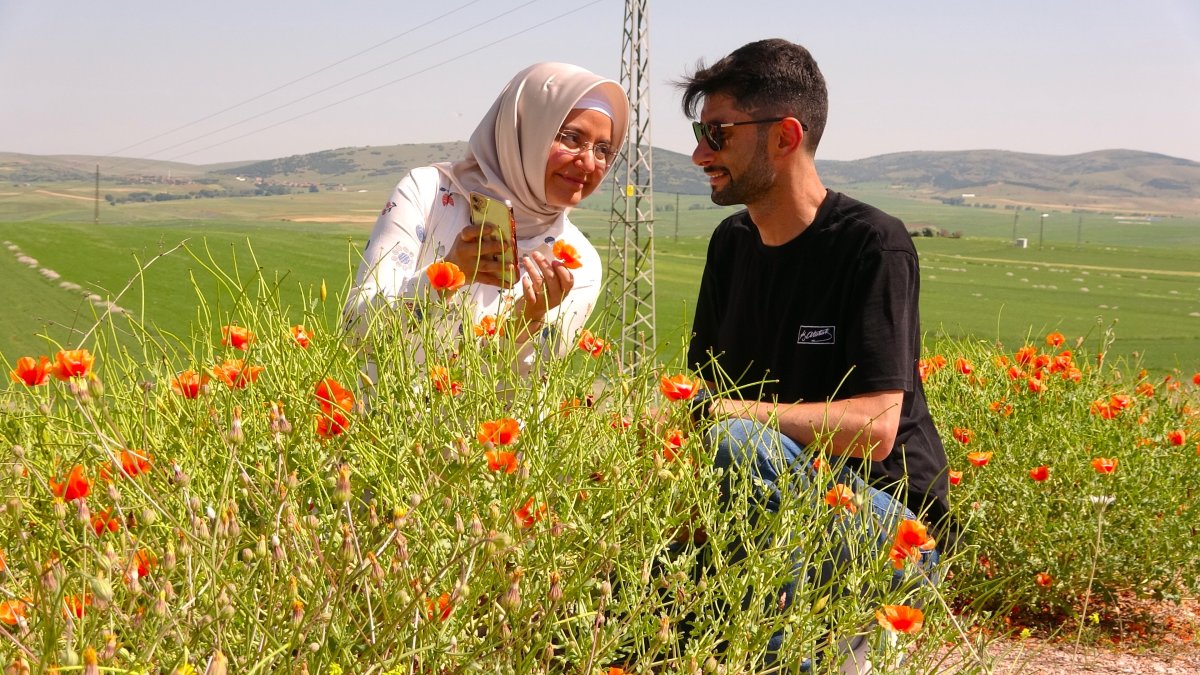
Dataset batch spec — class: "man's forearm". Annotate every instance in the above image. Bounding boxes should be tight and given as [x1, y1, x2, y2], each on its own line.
[711, 390, 903, 461]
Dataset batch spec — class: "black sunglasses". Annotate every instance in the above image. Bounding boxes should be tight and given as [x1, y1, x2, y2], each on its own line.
[691, 117, 808, 151]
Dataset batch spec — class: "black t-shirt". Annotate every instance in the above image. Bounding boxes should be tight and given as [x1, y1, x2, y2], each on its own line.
[688, 190, 952, 532]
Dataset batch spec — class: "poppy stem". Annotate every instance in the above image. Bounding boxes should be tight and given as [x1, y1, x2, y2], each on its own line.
[1074, 508, 1106, 654]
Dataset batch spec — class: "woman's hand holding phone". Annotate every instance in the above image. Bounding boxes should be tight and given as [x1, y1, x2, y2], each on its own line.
[446, 223, 516, 288]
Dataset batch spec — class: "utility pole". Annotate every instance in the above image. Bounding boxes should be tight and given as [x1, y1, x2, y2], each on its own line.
[673, 193, 679, 243]
[94, 164, 100, 225]
[1039, 213, 1048, 249]
[606, 0, 654, 370]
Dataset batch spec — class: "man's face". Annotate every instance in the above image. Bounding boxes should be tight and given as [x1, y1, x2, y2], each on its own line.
[691, 93, 776, 206]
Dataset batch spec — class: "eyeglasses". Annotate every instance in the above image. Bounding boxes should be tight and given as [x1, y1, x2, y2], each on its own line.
[555, 130, 616, 165]
[691, 117, 808, 151]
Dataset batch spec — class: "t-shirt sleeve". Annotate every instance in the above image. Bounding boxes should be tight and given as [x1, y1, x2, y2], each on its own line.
[843, 248, 918, 395]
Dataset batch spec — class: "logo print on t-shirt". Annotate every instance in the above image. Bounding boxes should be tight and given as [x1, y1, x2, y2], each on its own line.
[796, 325, 835, 345]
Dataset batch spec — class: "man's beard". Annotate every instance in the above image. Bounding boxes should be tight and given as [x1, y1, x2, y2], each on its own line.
[710, 135, 774, 206]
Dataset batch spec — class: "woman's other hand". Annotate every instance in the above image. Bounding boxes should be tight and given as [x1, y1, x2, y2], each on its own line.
[517, 251, 574, 323]
[446, 224, 517, 288]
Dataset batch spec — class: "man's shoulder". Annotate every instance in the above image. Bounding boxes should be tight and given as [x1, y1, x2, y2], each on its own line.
[824, 191, 912, 250]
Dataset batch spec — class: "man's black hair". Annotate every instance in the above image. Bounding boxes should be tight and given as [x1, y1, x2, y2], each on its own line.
[677, 38, 828, 153]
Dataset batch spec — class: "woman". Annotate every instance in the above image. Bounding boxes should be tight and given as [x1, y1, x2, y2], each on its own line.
[344, 62, 629, 376]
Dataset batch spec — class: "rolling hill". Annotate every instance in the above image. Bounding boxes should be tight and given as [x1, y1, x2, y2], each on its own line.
[3, 145, 1198, 216]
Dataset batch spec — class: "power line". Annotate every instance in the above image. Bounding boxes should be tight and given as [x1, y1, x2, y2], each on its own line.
[165, 0, 605, 162]
[102, 0, 490, 161]
[142, 0, 548, 162]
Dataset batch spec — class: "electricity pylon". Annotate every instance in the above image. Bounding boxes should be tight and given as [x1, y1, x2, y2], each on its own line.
[606, 0, 654, 370]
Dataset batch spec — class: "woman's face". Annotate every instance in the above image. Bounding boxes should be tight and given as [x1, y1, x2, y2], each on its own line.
[544, 109, 614, 208]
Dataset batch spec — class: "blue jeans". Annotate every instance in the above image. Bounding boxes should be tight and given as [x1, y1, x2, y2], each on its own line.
[705, 418, 939, 663]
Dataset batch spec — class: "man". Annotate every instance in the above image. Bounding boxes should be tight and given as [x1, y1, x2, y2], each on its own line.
[678, 38, 953, 669]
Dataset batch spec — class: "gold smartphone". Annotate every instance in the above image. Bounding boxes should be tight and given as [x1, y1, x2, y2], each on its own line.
[468, 191, 518, 287]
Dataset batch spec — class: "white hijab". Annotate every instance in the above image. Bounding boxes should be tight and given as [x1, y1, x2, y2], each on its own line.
[436, 62, 630, 238]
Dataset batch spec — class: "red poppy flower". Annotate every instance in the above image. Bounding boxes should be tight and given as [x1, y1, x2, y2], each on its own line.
[221, 325, 255, 351]
[948, 470, 962, 486]
[314, 410, 350, 438]
[429, 366, 462, 396]
[127, 549, 157, 582]
[513, 497, 546, 528]
[91, 508, 120, 536]
[63, 594, 92, 619]
[1091, 457, 1118, 474]
[931, 355, 947, 369]
[427, 261, 466, 292]
[662, 428, 686, 462]
[1167, 430, 1187, 446]
[1062, 367, 1082, 383]
[876, 604, 924, 634]
[314, 378, 355, 438]
[659, 374, 697, 401]
[552, 240, 583, 269]
[1193, 373, 1200, 386]
[290, 324, 311, 348]
[1090, 399, 1116, 419]
[824, 484, 858, 514]
[1027, 377, 1045, 394]
[1028, 465, 1049, 482]
[1110, 394, 1132, 411]
[966, 451, 992, 467]
[1007, 366, 1026, 381]
[1035, 572, 1053, 587]
[426, 593, 453, 622]
[477, 417, 521, 446]
[577, 329, 608, 357]
[50, 349, 94, 381]
[1045, 332, 1065, 348]
[889, 519, 936, 569]
[170, 369, 208, 398]
[0, 599, 26, 626]
[10, 356, 51, 386]
[473, 314, 501, 338]
[50, 464, 91, 502]
[610, 414, 632, 429]
[485, 449, 519, 474]
[119, 449, 152, 478]
[989, 400, 1013, 417]
[955, 357, 973, 375]
[1014, 346, 1037, 366]
[210, 359, 263, 389]
[315, 378, 354, 413]
[917, 359, 933, 383]
[952, 427, 971, 444]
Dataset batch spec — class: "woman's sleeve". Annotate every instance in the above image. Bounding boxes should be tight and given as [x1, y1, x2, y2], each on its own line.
[343, 169, 439, 336]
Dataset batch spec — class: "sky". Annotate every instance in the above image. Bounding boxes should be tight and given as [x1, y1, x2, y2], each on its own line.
[2, 0, 1199, 166]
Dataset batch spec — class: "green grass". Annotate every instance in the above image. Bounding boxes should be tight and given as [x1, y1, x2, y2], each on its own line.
[2, 185, 1198, 373]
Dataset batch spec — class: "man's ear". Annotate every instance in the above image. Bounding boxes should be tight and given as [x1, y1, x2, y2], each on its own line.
[775, 117, 806, 155]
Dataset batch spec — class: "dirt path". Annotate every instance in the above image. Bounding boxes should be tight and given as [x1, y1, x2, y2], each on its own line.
[936, 639, 1200, 674]
[935, 596, 1200, 673]
[34, 189, 95, 201]
[926, 253, 1200, 279]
